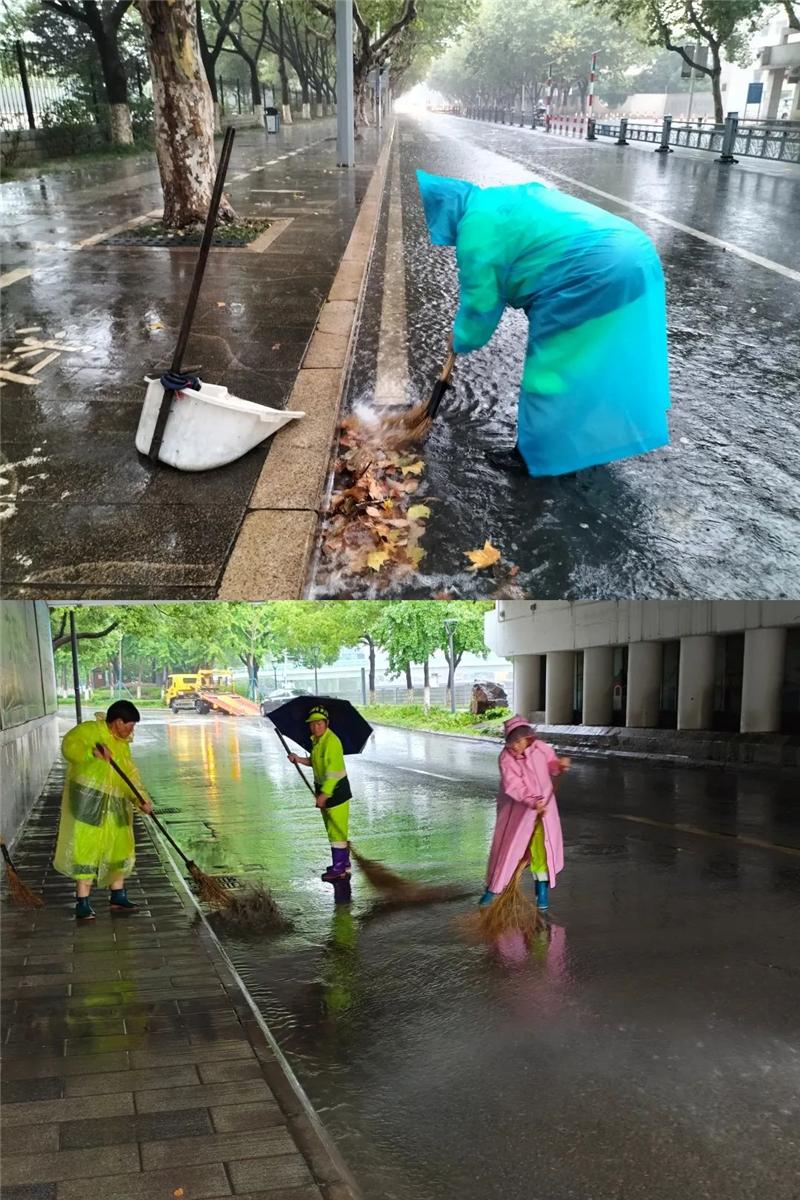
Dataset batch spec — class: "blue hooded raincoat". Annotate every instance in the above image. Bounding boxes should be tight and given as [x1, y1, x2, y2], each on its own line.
[416, 170, 671, 476]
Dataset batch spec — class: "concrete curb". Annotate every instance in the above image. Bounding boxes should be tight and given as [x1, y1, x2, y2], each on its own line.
[219, 123, 397, 599]
[147, 819, 364, 1200]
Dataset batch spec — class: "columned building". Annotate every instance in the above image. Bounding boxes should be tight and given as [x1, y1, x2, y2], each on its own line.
[485, 602, 800, 735]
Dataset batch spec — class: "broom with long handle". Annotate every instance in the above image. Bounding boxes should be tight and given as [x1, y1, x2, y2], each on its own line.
[104, 752, 235, 909]
[274, 728, 435, 899]
[1, 840, 44, 908]
[459, 841, 543, 943]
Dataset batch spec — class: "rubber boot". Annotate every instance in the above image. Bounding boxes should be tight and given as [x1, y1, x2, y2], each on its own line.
[75, 896, 96, 922]
[479, 890, 498, 907]
[321, 846, 351, 882]
[485, 444, 529, 475]
[109, 887, 139, 913]
[535, 880, 549, 911]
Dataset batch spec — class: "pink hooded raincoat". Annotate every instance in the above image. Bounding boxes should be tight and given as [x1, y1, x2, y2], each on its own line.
[486, 738, 565, 893]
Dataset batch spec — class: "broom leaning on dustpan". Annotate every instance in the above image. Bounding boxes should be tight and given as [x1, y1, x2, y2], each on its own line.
[1, 840, 44, 908]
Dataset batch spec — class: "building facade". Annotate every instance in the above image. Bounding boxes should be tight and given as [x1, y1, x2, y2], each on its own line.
[485, 601, 800, 735]
[0, 601, 59, 844]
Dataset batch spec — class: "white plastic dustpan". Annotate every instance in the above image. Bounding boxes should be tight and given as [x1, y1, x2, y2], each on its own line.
[136, 378, 304, 471]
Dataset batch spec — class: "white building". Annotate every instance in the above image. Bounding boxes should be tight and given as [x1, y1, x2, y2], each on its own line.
[485, 601, 800, 735]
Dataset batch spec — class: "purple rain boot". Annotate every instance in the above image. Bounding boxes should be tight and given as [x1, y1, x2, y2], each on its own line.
[321, 846, 351, 883]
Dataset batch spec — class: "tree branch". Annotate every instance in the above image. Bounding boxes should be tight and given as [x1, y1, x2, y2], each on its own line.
[782, 0, 799, 29]
[53, 619, 120, 652]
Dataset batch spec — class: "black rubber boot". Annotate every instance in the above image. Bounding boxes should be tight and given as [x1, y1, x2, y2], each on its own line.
[109, 888, 139, 913]
[485, 444, 530, 475]
[75, 897, 96, 921]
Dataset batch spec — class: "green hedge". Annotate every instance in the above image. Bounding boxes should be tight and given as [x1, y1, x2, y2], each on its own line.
[361, 704, 508, 738]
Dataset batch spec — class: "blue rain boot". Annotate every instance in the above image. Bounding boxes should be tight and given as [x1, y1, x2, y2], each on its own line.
[75, 896, 96, 922]
[479, 890, 498, 907]
[322, 846, 351, 883]
[109, 887, 139, 913]
[535, 880, 549, 911]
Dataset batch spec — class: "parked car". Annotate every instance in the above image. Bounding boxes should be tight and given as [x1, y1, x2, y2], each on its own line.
[260, 688, 308, 717]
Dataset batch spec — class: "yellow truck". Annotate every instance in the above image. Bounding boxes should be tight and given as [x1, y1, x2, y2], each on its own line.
[163, 670, 260, 716]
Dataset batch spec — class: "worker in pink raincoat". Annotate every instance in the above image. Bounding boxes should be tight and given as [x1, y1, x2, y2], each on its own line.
[480, 715, 570, 911]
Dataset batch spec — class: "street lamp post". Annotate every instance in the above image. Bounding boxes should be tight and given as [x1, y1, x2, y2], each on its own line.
[69, 610, 82, 724]
[443, 618, 458, 713]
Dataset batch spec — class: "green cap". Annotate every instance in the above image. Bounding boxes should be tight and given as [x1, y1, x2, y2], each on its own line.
[305, 706, 329, 724]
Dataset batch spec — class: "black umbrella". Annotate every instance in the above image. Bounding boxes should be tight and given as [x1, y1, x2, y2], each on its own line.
[267, 696, 373, 756]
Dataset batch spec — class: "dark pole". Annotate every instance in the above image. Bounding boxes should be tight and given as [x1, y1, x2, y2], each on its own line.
[136, 60, 144, 98]
[69, 611, 83, 724]
[15, 41, 35, 129]
[218, 76, 225, 114]
[236, 78, 241, 113]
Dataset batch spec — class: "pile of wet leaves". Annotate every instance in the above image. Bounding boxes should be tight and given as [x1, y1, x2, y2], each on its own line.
[316, 412, 433, 591]
[108, 218, 272, 247]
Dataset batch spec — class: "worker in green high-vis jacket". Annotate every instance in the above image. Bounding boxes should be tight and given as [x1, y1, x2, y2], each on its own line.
[287, 706, 352, 881]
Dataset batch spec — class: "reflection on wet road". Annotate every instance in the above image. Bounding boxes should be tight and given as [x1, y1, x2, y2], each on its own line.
[134, 712, 800, 1200]
[325, 113, 800, 599]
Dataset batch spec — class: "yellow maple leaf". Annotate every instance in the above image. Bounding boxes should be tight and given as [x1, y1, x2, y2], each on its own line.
[406, 545, 427, 567]
[464, 541, 501, 571]
[400, 460, 425, 477]
[408, 504, 431, 521]
[367, 549, 390, 571]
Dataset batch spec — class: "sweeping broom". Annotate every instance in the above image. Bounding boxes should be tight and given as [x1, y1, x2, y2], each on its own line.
[459, 849, 543, 944]
[1, 840, 44, 908]
[353, 347, 457, 453]
[104, 753, 235, 909]
[277, 730, 450, 902]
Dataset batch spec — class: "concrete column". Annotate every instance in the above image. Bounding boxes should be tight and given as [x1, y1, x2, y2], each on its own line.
[625, 641, 662, 728]
[513, 654, 542, 718]
[335, 0, 355, 166]
[545, 651, 575, 725]
[582, 646, 613, 726]
[677, 635, 716, 730]
[741, 627, 787, 733]
[765, 67, 786, 120]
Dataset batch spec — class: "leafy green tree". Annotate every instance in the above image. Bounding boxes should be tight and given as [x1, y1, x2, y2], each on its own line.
[374, 601, 443, 703]
[438, 601, 491, 705]
[587, 0, 765, 121]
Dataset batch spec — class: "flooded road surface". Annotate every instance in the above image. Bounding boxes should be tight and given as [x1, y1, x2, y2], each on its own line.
[318, 113, 800, 599]
[132, 711, 800, 1200]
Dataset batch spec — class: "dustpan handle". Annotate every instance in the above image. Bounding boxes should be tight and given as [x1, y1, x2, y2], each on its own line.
[147, 126, 237, 462]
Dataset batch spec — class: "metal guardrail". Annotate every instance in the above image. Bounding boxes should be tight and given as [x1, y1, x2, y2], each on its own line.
[462, 104, 800, 166]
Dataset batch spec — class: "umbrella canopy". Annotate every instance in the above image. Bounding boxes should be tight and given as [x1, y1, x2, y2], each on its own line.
[268, 696, 373, 756]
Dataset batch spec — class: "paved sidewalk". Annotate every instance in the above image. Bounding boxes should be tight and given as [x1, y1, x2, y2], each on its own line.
[1, 120, 386, 599]
[0, 763, 360, 1200]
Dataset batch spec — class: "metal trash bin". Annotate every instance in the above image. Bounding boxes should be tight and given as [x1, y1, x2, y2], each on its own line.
[266, 106, 280, 134]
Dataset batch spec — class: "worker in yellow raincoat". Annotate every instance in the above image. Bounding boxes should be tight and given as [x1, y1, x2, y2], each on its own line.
[287, 706, 352, 882]
[54, 700, 153, 922]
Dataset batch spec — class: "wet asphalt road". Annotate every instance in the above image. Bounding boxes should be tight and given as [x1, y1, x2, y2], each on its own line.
[130, 711, 800, 1200]
[331, 113, 800, 599]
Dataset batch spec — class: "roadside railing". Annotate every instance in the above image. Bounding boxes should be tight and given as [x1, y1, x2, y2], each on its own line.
[462, 105, 800, 166]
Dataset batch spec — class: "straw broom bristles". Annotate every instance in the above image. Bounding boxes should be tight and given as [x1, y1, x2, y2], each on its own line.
[1, 841, 44, 909]
[459, 856, 543, 943]
[189, 862, 236, 909]
[349, 843, 455, 903]
[215, 883, 293, 934]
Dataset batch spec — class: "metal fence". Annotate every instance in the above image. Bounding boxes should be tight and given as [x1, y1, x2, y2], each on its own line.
[0, 42, 84, 130]
[463, 104, 800, 166]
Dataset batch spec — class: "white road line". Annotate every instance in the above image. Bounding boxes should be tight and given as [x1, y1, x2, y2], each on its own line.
[436, 119, 800, 284]
[374, 148, 410, 406]
[0, 268, 32, 290]
[367, 762, 459, 783]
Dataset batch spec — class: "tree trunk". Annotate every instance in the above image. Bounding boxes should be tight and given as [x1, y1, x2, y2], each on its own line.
[365, 636, 377, 704]
[405, 662, 413, 703]
[95, 19, 133, 144]
[137, 0, 236, 229]
[248, 62, 263, 126]
[423, 659, 431, 712]
[710, 52, 724, 123]
[277, 2, 293, 124]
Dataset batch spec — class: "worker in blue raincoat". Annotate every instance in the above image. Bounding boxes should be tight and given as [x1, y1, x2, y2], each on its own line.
[417, 170, 671, 477]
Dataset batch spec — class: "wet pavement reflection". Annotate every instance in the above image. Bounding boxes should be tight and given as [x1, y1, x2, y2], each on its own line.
[132, 711, 800, 1200]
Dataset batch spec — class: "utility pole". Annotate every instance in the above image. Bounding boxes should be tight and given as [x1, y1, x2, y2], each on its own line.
[587, 50, 599, 122]
[335, 0, 355, 166]
[444, 618, 458, 714]
[69, 611, 82, 724]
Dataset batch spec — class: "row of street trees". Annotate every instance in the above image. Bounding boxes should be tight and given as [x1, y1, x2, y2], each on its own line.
[51, 601, 493, 707]
[428, 0, 799, 124]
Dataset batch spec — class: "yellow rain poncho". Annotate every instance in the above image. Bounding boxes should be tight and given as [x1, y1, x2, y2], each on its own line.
[54, 716, 149, 887]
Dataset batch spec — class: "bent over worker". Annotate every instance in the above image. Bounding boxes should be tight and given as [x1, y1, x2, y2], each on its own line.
[287, 706, 352, 881]
[417, 170, 671, 478]
[53, 700, 153, 921]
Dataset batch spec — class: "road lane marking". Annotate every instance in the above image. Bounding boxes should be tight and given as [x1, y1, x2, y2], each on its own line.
[374, 147, 410, 406]
[365, 762, 459, 783]
[436, 118, 800, 284]
[611, 813, 800, 857]
[0, 268, 32, 289]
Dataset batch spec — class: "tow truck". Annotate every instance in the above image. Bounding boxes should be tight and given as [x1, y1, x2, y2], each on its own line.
[163, 669, 260, 716]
